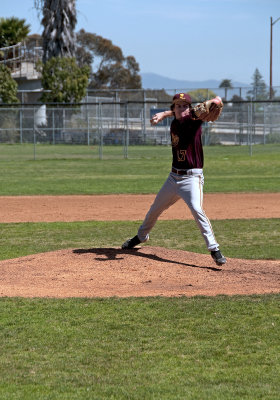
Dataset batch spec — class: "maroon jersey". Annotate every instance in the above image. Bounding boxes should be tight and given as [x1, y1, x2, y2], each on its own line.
[170, 114, 204, 169]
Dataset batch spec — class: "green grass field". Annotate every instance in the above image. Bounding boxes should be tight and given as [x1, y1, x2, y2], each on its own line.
[0, 143, 279, 399]
[0, 296, 279, 400]
[0, 143, 279, 194]
[0, 219, 279, 261]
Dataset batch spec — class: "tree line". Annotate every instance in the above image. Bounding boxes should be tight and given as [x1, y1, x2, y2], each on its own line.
[0, 0, 142, 104]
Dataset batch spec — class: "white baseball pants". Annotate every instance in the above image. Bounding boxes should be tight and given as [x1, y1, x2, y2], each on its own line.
[137, 169, 219, 251]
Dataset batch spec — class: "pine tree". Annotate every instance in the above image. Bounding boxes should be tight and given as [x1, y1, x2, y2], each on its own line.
[248, 68, 267, 100]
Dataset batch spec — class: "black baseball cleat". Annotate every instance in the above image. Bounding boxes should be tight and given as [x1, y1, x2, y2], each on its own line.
[211, 250, 227, 266]
[122, 235, 141, 249]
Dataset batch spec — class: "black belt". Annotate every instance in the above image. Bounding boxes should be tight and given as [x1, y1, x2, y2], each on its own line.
[172, 167, 192, 175]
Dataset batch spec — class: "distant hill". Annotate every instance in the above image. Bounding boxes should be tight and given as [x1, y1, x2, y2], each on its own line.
[140, 72, 249, 90]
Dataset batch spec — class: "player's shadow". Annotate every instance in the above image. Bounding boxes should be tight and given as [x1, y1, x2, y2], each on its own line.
[72, 247, 221, 272]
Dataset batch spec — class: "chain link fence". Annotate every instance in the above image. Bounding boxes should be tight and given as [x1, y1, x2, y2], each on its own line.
[0, 100, 279, 159]
[16, 86, 280, 103]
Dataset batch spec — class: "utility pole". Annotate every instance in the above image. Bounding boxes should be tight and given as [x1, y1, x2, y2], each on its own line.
[270, 16, 280, 99]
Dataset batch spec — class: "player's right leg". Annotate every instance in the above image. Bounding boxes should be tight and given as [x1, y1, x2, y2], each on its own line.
[122, 174, 179, 249]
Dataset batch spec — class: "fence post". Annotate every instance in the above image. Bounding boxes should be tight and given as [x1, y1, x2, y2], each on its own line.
[33, 107, 36, 160]
[87, 102, 90, 146]
[234, 112, 237, 144]
[20, 108, 23, 144]
[249, 102, 253, 156]
[263, 106, 266, 144]
[52, 109, 55, 145]
[123, 102, 129, 159]
[238, 103, 243, 145]
[63, 108, 65, 142]
[98, 102, 103, 160]
[247, 104, 250, 146]
[143, 90, 146, 143]
[252, 102, 256, 145]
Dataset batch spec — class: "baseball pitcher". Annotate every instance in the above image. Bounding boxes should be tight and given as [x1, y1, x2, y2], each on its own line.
[122, 93, 226, 266]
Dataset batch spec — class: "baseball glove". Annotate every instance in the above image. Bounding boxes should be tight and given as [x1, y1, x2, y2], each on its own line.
[193, 96, 223, 122]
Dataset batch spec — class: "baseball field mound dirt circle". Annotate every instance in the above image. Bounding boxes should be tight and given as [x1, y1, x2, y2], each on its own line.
[0, 246, 279, 298]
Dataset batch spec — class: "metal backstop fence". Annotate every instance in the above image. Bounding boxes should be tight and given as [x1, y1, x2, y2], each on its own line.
[0, 100, 279, 159]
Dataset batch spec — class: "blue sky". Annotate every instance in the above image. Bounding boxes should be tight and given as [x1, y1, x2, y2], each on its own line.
[2, 0, 280, 86]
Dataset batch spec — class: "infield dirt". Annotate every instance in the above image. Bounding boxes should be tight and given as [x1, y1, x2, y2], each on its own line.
[0, 193, 279, 222]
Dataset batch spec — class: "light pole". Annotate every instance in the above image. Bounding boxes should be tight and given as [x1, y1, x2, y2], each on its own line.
[270, 16, 280, 99]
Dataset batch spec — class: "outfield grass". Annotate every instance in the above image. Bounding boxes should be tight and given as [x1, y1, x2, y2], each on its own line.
[0, 296, 279, 400]
[0, 219, 279, 261]
[0, 144, 279, 194]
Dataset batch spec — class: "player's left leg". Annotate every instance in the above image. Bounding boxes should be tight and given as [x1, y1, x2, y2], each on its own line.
[178, 170, 226, 265]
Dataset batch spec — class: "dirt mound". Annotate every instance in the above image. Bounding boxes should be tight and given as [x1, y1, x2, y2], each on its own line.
[0, 246, 279, 298]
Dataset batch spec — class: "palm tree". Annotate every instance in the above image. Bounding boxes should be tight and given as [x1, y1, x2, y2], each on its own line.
[41, 0, 77, 63]
[0, 17, 30, 48]
[219, 79, 233, 101]
[0, 18, 30, 70]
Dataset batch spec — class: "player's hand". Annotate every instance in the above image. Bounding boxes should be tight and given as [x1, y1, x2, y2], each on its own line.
[207, 96, 223, 107]
[150, 112, 165, 126]
[180, 108, 191, 119]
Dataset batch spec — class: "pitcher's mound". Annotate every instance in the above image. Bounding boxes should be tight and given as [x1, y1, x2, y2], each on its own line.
[0, 247, 279, 298]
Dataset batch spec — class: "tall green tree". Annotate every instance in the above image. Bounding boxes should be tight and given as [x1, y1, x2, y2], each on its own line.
[247, 68, 267, 100]
[187, 89, 217, 103]
[76, 29, 141, 89]
[39, 57, 90, 103]
[0, 17, 30, 48]
[0, 64, 18, 103]
[124, 56, 141, 89]
[41, 0, 77, 63]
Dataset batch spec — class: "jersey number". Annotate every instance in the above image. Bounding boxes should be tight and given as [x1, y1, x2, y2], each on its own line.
[177, 150, 187, 162]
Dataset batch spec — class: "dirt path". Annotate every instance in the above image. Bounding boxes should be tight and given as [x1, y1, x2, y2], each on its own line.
[0, 193, 279, 222]
[0, 193, 279, 298]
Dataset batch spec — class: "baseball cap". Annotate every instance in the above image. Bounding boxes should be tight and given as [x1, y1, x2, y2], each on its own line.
[172, 93, 192, 105]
